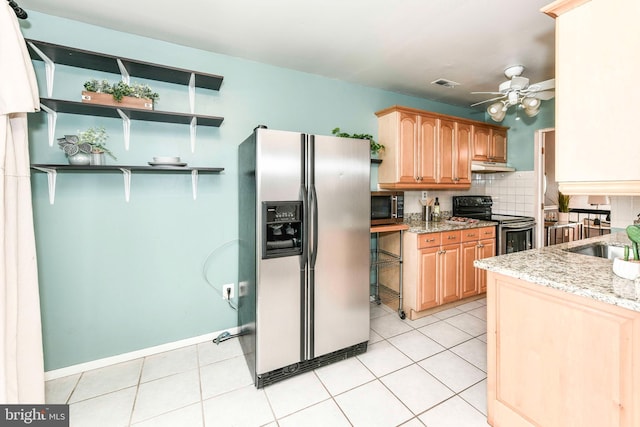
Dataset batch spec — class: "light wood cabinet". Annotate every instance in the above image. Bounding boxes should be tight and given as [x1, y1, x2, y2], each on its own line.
[472, 125, 507, 163]
[409, 231, 461, 312]
[439, 120, 472, 186]
[376, 106, 473, 190]
[542, 0, 640, 195]
[404, 228, 496, 318]
[486, 271, 640, 427]
[416, 234, 461, 310]
[461, 226, 496, 298]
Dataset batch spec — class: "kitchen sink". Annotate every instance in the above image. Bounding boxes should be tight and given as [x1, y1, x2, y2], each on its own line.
[564, 243, 626, 260]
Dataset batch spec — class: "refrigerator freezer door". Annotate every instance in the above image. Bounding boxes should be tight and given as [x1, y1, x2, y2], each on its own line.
[311, 135, 371, 358]
[255, 129, 305, 374]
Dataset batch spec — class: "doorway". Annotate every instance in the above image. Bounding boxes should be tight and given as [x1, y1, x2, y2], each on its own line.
[534, 128, 555, 248]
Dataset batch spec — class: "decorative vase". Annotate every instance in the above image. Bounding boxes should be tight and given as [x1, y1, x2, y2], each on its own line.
[90, 152, 106, 165]
[558, 212, 569, 223]
[67, 152, 91, 165]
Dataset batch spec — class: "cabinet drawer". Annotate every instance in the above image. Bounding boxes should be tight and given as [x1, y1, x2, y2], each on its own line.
[417, 233, 441, 249]
[441, 230, 461, 244]
[478, 226, 496, 239]
[461, 228, 480, 242]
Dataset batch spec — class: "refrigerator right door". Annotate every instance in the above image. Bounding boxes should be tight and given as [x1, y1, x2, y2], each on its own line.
[311, 135, 371, 358]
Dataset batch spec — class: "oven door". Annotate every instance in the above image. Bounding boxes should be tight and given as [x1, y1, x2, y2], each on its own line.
[499, 222, 535, 255]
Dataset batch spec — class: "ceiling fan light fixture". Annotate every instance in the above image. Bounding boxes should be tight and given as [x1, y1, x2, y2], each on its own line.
[487, 101, 506, 122]
[522, 97, 541, 109]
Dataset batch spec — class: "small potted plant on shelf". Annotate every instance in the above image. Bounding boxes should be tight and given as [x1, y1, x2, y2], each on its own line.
[557, 191, 571, 223]
[331, 127, 384, 156]
[57, 127, 116, 166]
[82, 79, 159, 110]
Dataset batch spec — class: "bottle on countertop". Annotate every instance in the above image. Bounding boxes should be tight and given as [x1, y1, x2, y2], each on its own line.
[432, 197, 441, 221]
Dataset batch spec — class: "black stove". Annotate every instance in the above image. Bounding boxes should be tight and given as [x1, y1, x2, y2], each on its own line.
[452, 195, 535, 224]
[452, 195, 536, 254]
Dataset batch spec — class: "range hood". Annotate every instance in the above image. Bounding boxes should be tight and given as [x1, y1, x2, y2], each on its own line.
[471, 161, 516, 173]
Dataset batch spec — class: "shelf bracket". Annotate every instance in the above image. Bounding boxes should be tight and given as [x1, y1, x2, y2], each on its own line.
[117, 59, 130, 85]
[188, 73, 196, 114]
[191, 169, 199, 200]
[118, 168, 132, 202]
[33, 167, 57, 204]
[40, 103, 57, 147]
[116, 109, 131, 151]
[190, 116, 197, 153]
[27, 41, 55, 98]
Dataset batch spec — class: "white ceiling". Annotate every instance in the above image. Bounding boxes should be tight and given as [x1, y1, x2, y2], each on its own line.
[18, 0, 556, 109]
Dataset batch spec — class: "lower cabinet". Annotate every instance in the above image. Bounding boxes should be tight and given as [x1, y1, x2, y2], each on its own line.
[404, 227, 495, 318]
[486, 271, 640, 427]
[461, 227, 496, 297]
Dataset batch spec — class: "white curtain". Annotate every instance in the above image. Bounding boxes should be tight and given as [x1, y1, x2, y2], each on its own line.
[0, 2, 45, 403]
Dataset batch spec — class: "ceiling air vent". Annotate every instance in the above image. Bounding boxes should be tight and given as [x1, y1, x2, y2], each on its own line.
[431, 78, 460, 88]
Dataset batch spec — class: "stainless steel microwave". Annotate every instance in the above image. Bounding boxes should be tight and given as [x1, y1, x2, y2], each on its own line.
[371, 191, 404, 225]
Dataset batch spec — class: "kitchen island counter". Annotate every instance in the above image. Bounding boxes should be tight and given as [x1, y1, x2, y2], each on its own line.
[475, 232, 640, 312]
[479, 231, 640, 427]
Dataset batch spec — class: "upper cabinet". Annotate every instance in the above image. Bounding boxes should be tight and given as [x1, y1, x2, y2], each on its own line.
[376, 106, 502, 190]
[472, 125, 507, 163]
[542, 0, 640, 195]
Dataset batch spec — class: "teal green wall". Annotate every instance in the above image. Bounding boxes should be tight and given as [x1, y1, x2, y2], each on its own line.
[22, 11, 491, 371]
[487, 100, 555, 171]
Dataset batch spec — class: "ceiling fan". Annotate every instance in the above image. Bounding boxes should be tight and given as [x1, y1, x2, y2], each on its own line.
[471, 65, 555, 122]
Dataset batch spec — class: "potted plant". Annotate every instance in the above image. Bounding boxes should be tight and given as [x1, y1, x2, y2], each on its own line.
[331, 127, 384, 156]
[557, 191, 571, 222]
[57, 127, 116, 166]
[613, 225, 640, 280]
[82, 79, 159, 110]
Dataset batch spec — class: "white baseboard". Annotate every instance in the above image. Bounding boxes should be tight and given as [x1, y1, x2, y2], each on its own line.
[44, 326, 241, 381]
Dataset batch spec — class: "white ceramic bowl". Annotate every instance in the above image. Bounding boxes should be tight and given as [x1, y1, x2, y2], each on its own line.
[153, 156, 180, 164]
[613, 257, 640, 280]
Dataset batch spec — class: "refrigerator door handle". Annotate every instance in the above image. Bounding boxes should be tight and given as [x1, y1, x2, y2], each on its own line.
[309, 185, 318, 268]
[299, 186, 309, 269]
[309, 135, 318, 269]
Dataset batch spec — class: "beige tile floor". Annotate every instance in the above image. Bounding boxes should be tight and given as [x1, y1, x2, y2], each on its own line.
[46, 299, 490, 427]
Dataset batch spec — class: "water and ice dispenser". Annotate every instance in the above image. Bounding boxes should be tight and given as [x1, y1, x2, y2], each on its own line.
[262, 201, 303, 259]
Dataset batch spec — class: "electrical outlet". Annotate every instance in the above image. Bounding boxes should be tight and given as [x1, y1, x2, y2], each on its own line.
[421, 191, 428, 200]
[222, 283, 234, 300]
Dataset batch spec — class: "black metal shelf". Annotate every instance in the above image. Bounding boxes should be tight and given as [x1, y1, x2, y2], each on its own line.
[31, 164, 224, 204]
[39, 98, 224, 127]
[31, 164, 224, 173]
[26, 39, 224, 90]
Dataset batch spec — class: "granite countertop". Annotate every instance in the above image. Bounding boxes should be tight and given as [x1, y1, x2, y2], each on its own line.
[475, 232, 640, 312]
[404, 218, 498, 234]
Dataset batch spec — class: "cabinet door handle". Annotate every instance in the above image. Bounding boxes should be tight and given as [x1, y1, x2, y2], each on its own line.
[425, 238, 436, 242]
[466, 233, 475, 237]
[448, 236, 456, 240]
[477, 243, 484, 248]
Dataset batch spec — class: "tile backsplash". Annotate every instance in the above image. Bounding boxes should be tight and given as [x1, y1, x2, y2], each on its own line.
[402, 171, 536, 217]
[398, 171, 639, 231]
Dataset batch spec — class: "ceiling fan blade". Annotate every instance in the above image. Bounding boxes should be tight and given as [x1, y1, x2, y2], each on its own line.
[471, 91, 504, 95]
[470, 95, 506, 107]
[530, 90, 555, 101]
[510, 76, 530, 90]
[528, 78, 555, 92]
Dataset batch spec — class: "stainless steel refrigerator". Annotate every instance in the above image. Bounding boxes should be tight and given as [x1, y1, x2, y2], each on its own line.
[238, 127, 370, 388]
